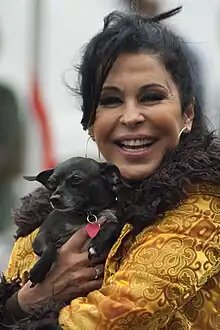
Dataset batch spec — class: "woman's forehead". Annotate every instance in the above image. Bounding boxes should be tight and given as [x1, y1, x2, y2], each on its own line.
[103, 53, 175, 91]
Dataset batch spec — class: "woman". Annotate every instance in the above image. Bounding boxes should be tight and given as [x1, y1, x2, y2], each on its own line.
[0, 7, 219, 329]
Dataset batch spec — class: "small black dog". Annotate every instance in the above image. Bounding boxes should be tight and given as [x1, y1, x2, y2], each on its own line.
[24, 157, 126, 286]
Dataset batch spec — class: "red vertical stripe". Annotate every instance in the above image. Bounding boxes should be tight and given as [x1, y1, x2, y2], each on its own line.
[32, 77, 56, 169]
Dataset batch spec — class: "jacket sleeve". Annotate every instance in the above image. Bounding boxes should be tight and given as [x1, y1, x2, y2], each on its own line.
[0, 230, 39, 328]
[6, 229, 39, 281]
[58, 194, 220, 330]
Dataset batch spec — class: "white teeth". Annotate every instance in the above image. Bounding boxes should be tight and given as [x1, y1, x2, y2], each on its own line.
[120, 139, 154, 146]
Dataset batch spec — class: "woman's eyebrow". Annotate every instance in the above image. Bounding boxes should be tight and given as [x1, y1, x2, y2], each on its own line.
[101, 86, 121, 93]
[101, 83, 169, 95]
[139, 83, 168, 92]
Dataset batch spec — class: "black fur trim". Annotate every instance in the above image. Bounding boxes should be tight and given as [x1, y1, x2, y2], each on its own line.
[124, 132, 220, 234]
[6, 302, 63, 330]
[0, 274, 21, 317]
[13, 187, 53, 239]
[0, 274, 22, 328]
[0, 273, 63, 329]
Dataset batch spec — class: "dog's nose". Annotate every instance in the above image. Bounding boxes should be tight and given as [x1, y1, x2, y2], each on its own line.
[50, 194, 61, 208]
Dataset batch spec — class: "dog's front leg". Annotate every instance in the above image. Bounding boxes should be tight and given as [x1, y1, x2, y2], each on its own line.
[88, 209, 122, 259]
[29, 243, 57, 286]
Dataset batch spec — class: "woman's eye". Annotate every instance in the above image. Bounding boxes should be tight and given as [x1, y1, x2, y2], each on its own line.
[140, 93, 164, 103]
[99, 96, 122, 108]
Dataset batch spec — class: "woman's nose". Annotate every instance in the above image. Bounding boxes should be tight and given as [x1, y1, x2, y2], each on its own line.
[119, 102, 145, 126]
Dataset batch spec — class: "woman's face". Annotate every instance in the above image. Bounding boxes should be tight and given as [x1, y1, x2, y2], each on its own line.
[92, 53, 194, 180]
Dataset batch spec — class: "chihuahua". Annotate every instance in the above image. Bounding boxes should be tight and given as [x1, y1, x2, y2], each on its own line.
[24, 157, 126, 286]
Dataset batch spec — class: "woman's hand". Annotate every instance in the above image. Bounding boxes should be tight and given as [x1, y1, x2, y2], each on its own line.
[17, 227, 105, 313]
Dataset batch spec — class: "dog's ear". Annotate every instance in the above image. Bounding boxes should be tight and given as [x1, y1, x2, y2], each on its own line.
[99, 162, 131, 188]
[23, 169, 54, 188]
[99, 162, 121, 187]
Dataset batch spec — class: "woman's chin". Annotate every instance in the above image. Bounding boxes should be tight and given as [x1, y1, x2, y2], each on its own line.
[118, 164, 154, 182]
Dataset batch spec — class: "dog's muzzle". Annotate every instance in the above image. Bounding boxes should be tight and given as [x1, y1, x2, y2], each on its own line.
[50, 194, 61, 209]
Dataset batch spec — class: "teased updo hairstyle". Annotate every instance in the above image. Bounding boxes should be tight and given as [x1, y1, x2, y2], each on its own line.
[76, 6, 208, 135]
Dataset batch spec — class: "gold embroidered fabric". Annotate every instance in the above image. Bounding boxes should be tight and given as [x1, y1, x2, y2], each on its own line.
[6, 186, 220, 329]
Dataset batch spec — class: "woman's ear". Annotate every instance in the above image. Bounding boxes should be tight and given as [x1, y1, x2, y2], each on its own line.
[88, 127, 95, 141]
[183, 99, 195, 132]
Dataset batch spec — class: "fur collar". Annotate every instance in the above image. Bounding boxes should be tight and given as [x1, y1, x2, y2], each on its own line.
[13, 132, 220, 239]
[123, 132, 220, 234]
[13, 187, 52, 239]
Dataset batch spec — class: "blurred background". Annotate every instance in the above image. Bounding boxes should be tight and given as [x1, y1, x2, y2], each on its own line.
[0, 0, 220, 269]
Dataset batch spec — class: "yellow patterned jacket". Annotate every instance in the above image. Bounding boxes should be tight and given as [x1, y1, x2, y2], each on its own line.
[6, 184, 220, 329]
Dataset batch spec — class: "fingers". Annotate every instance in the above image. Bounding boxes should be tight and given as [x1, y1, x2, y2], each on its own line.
[71, 264, 104, 283]
[56, 278, 103, 302]
[61, 227, 90, 253]
[90, 252, 108, 265]
[51, 264, 104, 298]
[90, 264, 104, 281]
[66, 276, 103, 300]
[97, 219, 106, 226]
[79, 278, 103, 295]
[60, 218, 107, 254]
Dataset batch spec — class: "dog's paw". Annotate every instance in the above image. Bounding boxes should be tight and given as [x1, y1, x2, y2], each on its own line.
[88, 221, 121, 259]
[98, 209, 118, 223]
[29, 262, 48, 286]
[88, 246, 97, 260]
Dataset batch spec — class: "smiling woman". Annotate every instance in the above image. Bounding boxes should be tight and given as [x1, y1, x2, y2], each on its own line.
[0, 6, 220, 330]
[92, 53, 194, 180]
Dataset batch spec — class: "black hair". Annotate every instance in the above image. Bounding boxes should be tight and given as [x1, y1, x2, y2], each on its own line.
[76, 6, 209, 134]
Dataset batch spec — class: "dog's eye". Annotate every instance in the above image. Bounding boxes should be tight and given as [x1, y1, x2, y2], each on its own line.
[48, 180, 56, 190]
[70, 175, 82, 185]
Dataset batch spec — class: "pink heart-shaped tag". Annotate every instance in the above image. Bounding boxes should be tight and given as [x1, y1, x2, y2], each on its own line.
[86, 223, 100, 238]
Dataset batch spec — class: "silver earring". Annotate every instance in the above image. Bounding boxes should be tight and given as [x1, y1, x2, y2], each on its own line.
[85, 135, 102, 162]
[178, 127, 187, 141]
[98, 149, 101, 162]
[85, 136, 92, 158]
